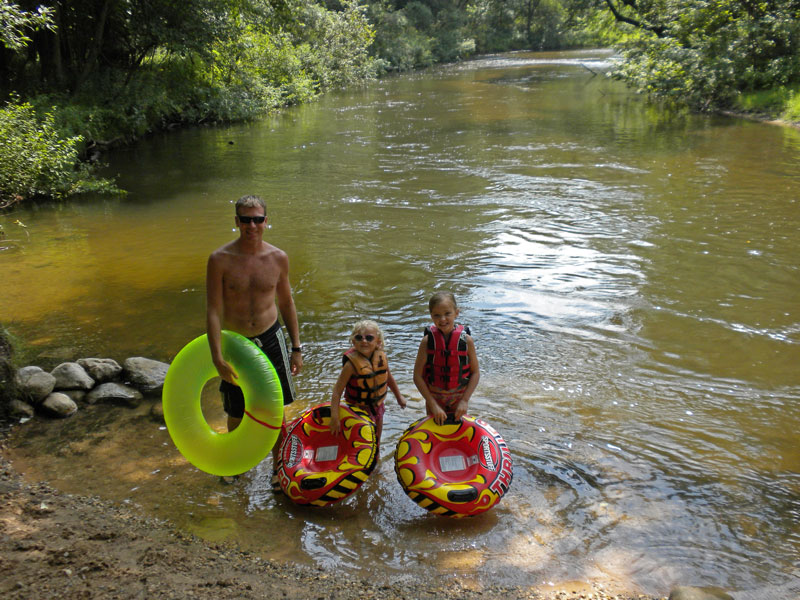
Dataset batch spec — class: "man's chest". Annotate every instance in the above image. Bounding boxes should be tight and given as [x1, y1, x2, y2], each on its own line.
[223, 260, 277, 293]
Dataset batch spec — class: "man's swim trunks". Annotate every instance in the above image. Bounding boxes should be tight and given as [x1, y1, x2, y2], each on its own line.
[220, 321, 296, 419]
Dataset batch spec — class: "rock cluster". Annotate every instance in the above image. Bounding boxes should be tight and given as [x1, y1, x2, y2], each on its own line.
[8, 356, 169, 419]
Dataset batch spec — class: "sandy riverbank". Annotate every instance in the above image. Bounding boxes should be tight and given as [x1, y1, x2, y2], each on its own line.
[0, 444, 663, 600]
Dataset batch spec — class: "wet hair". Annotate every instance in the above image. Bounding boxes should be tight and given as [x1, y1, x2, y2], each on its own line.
[349, 319, 385, 348]
[428, 291, 458, 313]
[235, 195, 266, 215]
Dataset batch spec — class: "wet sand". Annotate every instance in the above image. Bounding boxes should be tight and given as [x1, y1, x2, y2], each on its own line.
[0, 445, 662, 600]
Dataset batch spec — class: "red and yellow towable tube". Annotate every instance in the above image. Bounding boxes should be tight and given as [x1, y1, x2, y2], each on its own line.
[394, 415, 513, 517]
[277, 403, 378, 506]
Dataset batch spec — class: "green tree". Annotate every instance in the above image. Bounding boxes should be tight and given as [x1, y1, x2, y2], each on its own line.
[2, 0, 379, 204]
[368, 0, 436, 70]
[294, 0, 377, 89]
[1, 0, 377, 124]
[3, 0, 252, 93]
[605, 0, 800, 109]
[466, 0, 516, 52]
[366, 0, 478, 70]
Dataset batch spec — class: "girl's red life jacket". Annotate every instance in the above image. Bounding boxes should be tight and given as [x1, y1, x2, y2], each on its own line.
[424, 324, 471, 390]
[343, 348, 388, 406]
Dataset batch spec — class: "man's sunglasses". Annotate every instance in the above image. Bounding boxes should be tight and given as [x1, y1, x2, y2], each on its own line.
[237, 215, 266, 224]
[354, 334, 375, 342]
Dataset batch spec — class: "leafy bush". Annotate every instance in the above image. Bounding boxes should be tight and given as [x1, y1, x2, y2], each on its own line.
[3, 0, 379, 148]
[0, 99, 120, 208]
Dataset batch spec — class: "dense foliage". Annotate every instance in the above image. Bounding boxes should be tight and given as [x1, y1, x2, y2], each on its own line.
[2, 0, 377, 120]
[364, 0, 800, 115]
[605, 0, 800, 112]
[2, 0, 798, 205]
[0, 0, 378, 206]
[0, 1, 51, 50]
[365, 0, 610, 70]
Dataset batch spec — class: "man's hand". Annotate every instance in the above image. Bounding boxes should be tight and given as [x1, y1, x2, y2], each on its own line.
[290, 351, 303, 375]
[214, 359, 238, 385]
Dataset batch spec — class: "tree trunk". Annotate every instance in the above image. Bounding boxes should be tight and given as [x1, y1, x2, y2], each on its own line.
[72, 0, 114, 94]
[51, 2, 65, 86]
[526, 0, 541, 49]
[33, 1, 65, 88]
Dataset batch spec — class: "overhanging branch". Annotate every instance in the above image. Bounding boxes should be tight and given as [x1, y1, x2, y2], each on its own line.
[603, 0, 667, 37]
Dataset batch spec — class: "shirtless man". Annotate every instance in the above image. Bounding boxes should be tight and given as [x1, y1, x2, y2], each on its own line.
[206, 195, 303, 487]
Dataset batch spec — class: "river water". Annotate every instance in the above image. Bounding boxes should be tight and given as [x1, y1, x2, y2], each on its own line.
[2, 50, 799, 597]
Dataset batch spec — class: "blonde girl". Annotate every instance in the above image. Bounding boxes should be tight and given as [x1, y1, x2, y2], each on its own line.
[330, 320, 406, 447]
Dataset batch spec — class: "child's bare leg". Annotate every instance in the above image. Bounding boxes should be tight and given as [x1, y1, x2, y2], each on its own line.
[375, 419, 383, 450]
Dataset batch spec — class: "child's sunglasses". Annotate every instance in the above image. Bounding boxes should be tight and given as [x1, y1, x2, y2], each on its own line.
[354, 334, 375, 342]
[237, 215, 266, 224]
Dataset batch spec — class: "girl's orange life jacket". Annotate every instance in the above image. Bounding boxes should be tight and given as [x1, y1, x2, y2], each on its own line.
[343, 348, 388, 406]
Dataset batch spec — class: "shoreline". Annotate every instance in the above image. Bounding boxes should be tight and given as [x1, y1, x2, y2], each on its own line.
[0, 428, 662, 600]
[719, 109, 800, 130]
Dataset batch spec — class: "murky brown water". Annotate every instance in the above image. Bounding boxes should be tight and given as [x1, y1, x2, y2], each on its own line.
[2, 50, 799, 597]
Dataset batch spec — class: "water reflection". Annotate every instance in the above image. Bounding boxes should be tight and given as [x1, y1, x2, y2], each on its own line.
[3, 50, 800, 598]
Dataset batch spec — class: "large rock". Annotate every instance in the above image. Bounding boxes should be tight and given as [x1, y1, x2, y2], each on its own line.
[669, 586, 734, 600]
[41, 392, 79, 418]
[86, 382, 143, 407]
[51, 362, 95, 391]
[14, 366, 56, 402]
[123, 357, 169, 395]
[77, 358, 122, 383]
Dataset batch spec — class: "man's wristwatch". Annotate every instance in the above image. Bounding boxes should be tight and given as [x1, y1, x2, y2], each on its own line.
[291, 346, 302, 353]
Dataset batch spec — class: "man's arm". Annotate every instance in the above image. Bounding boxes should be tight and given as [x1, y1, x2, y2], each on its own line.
[206, 253, 237, 384]
[274, 251, 303, 374]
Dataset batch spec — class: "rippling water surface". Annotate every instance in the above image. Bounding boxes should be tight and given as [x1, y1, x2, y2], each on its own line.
[2, 50, 799, 597]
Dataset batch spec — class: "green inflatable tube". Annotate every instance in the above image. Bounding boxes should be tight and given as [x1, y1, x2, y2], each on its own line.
[162, 331, 284, 476]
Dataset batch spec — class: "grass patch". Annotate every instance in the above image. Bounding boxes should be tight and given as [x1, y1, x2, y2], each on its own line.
[734, 86, 800, 122]
[782, 89, 800, 123]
